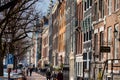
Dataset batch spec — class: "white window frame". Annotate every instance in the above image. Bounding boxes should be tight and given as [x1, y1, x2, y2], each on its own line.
[89, 0, 92, 7]
[71, 3, 74, 16]
[114, 24, 119, 60]
[76, 62, 78, 75]
[115, 0, 119, 11]
[76, 61, 83, 76]
[108, 0, 112, 15]
[84, 0, 87, 12]
[107, 27, 112, 61]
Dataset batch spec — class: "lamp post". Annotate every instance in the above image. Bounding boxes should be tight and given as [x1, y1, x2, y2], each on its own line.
[109, 26, 120, 80]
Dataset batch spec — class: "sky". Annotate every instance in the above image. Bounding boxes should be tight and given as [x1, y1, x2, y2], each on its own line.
[36, 0, 56, 16]
[27, 0, 56, 37]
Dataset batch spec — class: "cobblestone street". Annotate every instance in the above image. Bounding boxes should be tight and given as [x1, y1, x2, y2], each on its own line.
[26, 72, 46, 80]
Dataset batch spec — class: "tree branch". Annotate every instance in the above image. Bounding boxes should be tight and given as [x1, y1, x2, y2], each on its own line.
[0, 0, 19, 12]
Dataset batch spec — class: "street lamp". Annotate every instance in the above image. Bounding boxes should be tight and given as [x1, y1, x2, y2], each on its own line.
[109, 27, 120, 80]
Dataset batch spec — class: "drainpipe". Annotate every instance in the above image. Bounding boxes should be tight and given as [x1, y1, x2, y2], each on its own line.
[74, 0, 77, 79]
[111, 59, 113, 80]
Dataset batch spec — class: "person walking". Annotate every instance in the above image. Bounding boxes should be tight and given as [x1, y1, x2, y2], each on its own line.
[46, 69, 51, 80]
[30, 67, 33, 76]
[57, 70, 63, 80]
[26, 68, 29, 76]
[52, 71, 57, 80]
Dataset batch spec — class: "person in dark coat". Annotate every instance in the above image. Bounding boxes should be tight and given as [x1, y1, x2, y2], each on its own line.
[30, 68, 33, 76]
[52, 71, 57, 80]
[46, 69, 51, 80]
[57, 70, 63, 80]
[26, 68, 29, 76]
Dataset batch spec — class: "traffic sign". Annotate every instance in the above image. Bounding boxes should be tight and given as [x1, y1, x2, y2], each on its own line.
[7, 64, 13, 68]
[100, 46, 110, 53]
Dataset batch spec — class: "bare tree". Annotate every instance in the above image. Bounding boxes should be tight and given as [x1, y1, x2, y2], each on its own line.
[0, 0, 42, 76]
[0, 0, 20, 12]
[13, 38, 33, 68]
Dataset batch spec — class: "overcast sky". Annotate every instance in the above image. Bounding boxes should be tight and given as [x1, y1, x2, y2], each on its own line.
[36, 0, 56, 16]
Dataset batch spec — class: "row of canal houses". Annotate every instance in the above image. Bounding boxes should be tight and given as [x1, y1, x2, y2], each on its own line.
[32, 0, 120, 80]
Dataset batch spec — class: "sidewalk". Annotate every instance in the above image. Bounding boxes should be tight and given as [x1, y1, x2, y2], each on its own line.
[26, 72, 46, 80]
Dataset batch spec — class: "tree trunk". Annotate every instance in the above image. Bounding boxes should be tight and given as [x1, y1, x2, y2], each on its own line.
[0, 58, 4, 76]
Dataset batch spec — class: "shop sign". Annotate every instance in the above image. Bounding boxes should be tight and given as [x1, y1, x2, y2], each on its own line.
[100, 46, 110, 53]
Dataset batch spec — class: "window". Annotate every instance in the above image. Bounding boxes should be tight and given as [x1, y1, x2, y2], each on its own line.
[94, 34, 98, 54]
[77, 62, 83, 76]
[99, 0, 102, 10]
[76, 63, 78, 75]
[78, 63, 79, 75]
[71, 3, 74, 16]
[87, 17, 91, 29]
[87, 32, 88, 41]
[84, 1, 87, 11]
[115, 0, 119, 11]
[99, 0, 104, 18]
[83, 53, 87, 69]
[90, 0, 92, 6]
[89, 30, 92, 40]
[83, 53, 87, 60]
[108, 27, 112, 59]
[83, 62, 87, 70]
[108, 27, 112, 44]
[79, 62, 83, 76]
[87, 0, 89, 9]
[114, 24, 119, 59]
[84, 33, 86, 42]
[85, 0, 92, 9]
[89, 52, 92, 60]
[100, 32, 104, 59]
[108, 0, 112, 15]
[94, 3, 98, 20]
[100, 32, 104, 46]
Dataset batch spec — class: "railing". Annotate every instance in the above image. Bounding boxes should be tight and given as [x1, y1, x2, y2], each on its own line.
[101, 59, 120, 80]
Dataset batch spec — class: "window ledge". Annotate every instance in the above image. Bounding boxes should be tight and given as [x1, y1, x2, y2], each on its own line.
[114, 60, 118, 63]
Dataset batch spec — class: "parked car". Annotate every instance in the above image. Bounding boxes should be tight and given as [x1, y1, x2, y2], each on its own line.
[4, 69, 13, 77]
[3, 69, 24, 79]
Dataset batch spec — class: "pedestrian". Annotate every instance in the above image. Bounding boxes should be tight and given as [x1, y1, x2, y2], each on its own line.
[52, 71, 57, 80]
[22, 67, 26, 75]
[46, 69, 51, 80]
[30, 67, 33, 76]
[26, 68, 29, 76]
[22, 73, 27, 80]
[57, 70, 63, 80]
[35, 67, 38, 72]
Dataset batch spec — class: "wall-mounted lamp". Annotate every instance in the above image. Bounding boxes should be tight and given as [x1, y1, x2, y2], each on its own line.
[114, 28, 120, 41]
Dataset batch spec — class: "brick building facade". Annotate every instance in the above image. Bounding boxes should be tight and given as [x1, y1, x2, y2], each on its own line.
[92, 0, 120, 80]
[76, 0, 83, 79]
